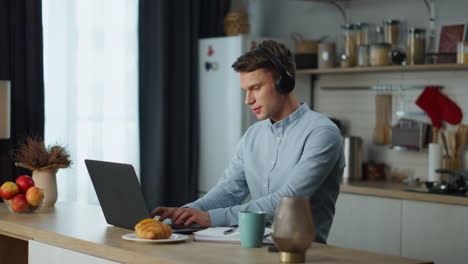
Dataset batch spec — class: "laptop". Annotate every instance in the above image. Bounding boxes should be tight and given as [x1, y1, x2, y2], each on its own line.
[85, 159, 205, 234]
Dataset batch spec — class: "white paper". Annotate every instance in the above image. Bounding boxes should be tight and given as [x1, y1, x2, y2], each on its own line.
[428, 143, 442, 182]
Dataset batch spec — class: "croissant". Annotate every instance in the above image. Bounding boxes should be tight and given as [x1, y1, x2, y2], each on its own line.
[135, 218, 172, 239]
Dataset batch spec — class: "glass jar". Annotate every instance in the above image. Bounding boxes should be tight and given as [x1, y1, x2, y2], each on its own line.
[342, 24, 358, 67]
[457, 41, 468, 64]
[383, 19, 401, 46]
[375, 26, 385, 43]
[406, 28, 426, 65]
[370, 43, 391, 66]
[358, 45, 370, 67]
[356, 23, 370, 46]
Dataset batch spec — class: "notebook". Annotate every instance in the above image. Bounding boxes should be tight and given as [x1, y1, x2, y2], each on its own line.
[85, 159, 205, 233]
[193, 227, 274, 244]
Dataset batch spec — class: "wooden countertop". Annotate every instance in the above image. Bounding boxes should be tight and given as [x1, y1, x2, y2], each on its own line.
[0, 203, 432, 264]
[341, 181, 468, 206]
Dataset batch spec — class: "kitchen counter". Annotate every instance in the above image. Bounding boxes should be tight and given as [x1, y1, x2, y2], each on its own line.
[0, 203, 433, 264]
[341, 181, 468, 206]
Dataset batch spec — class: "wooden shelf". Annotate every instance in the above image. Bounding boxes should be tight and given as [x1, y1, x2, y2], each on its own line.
[297, 63, 468, 75]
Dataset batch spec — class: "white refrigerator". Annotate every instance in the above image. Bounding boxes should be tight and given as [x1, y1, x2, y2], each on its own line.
[198, 35, 290, 196]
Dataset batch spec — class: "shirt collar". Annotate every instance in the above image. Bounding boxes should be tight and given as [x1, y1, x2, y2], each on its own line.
[267, 103, 309, 134]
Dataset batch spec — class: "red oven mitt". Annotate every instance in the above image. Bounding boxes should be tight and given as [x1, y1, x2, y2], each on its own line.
[415, 86, 463, 128]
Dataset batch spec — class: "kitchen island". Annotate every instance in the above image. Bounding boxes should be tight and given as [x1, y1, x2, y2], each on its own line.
[0, 203, 432, 264]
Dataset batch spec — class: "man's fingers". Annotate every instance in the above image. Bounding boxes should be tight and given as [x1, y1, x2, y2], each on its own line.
[174, 211, 190, 225]
[150, 207, 165, 218]
[159, 210, 172, 222]
[184, 215, 196, 226]
[171, 208, 185, 222]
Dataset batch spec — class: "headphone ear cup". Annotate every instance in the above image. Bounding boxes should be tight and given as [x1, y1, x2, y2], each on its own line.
[276, 75, 295, 94]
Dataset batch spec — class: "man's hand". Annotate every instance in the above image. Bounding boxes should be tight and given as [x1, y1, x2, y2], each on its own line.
[151, 207, 176, 221]
[171, 207, 211, 227]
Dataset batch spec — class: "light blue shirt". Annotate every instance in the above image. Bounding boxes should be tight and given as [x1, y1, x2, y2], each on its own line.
[185, 103, 345, 243]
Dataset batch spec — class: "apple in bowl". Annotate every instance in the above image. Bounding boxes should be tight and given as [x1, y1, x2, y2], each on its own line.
[0, 182, 19, 200]
[2, 176, 45, 214]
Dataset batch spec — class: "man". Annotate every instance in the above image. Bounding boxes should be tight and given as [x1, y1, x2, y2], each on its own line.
[152, 40, 344, 243]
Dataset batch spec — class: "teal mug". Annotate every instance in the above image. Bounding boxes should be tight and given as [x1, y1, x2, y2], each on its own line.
[239, 211, 266, 248]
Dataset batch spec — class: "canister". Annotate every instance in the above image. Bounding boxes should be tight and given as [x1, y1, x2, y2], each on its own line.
[318, 42, 336, 68]
[370, 43, 391, 66]
[457, 41, 468, 64]
[343, 136, 363, 183]
[383, 19, 401, 46]
[406, 28, 426, 65]
[358, 45, 370, 67]
[342, 24, 358, 67]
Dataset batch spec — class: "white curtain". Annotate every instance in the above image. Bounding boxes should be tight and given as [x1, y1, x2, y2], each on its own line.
[42, 0, 139, 205]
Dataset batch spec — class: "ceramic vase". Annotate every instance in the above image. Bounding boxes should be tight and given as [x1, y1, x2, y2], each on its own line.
[271, 196, 316, 263]
[32, 167, 58, 207]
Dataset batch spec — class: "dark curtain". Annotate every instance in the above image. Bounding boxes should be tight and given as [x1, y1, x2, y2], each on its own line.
[139, 0, 229, 210]
[0, 0, 44, 184]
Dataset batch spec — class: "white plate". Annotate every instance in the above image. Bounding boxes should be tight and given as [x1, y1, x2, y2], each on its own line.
[121, 233, 189, 243]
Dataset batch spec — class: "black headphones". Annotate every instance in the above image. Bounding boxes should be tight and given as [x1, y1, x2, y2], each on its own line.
[252, 47, 295, 94]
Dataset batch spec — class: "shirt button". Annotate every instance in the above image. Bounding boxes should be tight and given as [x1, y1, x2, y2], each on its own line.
[264, 184, 267, 188]
[271, 161, 274, 164]
[276, 137, 280, 140]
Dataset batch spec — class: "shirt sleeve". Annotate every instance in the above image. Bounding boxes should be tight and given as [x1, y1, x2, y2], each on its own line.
[183, 133, 250, 214]
[206, 126, 343, 227]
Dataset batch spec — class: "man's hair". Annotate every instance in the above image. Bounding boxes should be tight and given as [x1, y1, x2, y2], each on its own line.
[231, 40, 296, 78]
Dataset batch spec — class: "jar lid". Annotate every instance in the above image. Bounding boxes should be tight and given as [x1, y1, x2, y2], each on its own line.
[383, 19, 401, 26]
[356, 22, 369, 28]
[371, 43, 392, 48]
[342, 24, 358, 30]
[408, 28, 426, 34]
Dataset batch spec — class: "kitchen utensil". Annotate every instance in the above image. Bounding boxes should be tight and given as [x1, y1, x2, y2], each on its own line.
[432, 126, 439, 143]
[455, 124, 468, 157]
[448, 131, 457, 157]
[440, 130, 451, 158]
[343, 136, 363, 182]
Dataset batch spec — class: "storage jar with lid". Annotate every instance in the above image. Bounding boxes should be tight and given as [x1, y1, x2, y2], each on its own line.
[457, 41, 468, 64]
[406, 28, 426, 64]
[342, 24, 358, 67]
[356, 23, 370, 46]
[383, 19, 401, 46]
[370, 43, 391, 66]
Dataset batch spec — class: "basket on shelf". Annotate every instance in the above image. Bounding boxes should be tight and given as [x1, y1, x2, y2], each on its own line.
[224, 12, 250, 36]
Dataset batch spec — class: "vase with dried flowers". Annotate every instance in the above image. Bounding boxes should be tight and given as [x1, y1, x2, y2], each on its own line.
[11, 137, 71, 207]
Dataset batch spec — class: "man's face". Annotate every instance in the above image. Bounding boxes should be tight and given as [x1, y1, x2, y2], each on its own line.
[240, 68, 285, 122]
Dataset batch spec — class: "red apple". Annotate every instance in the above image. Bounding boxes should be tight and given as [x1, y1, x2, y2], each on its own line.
[15, 175, 35, 193]
[25, 187, 44, 207]
[9, 194, 29, 213]
[0, 181, 20, 200]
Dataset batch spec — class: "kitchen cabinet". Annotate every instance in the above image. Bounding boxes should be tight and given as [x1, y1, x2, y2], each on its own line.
[327, 193, 402, 256]
[328, 192, 468, 264]
[401, 200, 468, 264]
[29, 240, 120, 264]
